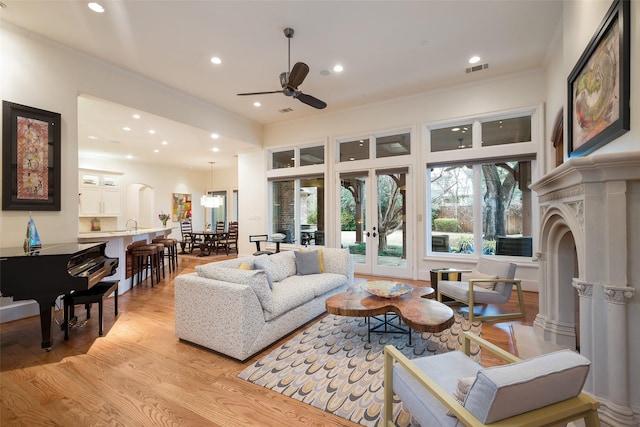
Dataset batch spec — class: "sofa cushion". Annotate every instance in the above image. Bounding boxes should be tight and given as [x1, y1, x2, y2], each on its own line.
[266, 280, 315, 320]
[196, 265, 273, 312]
[254, 252, 296, 285]
[279, 273, 347, 297]
[294, 250, 322, 275]
[464, 349, 591, 423]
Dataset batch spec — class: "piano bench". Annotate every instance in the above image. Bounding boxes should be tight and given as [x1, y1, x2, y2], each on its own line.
[63, 280, 119, 341]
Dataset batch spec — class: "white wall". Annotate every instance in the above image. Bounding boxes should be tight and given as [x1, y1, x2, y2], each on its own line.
[0, 22, 256, 249]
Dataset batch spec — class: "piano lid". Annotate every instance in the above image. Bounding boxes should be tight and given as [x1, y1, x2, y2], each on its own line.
[0, 242, 107, 258]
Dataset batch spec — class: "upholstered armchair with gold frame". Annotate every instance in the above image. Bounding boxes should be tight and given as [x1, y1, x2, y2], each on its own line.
[436, 257, 525, 322]
[384, 331, 601, 427]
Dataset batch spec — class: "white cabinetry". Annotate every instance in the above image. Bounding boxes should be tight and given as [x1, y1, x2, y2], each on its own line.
[79, 170, 122, 216]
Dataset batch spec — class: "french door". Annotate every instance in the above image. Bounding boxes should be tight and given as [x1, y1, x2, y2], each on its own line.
[339, 167, 411, 278]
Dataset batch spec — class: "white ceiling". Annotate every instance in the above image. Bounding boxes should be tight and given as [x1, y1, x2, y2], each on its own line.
[1, 0, 563, 171]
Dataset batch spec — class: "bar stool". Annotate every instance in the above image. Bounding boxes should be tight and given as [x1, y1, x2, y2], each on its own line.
[152, 237, 178, 272]
[148, 242, 166, 280]
[129, 244, 159, 287]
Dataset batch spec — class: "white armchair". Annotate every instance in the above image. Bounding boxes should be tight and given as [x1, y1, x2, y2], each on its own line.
[436, 257, 525, 322]
[383, 332, 601, 427]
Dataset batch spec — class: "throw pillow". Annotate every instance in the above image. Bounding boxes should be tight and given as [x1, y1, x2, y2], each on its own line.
[238, 261, 252, 270]
[195, 265, 273, 312]
[446, 376, 476, 417]
[301, 248, 325, 272]
[294, 250, 322, 275]
[470, 269, 499, 290]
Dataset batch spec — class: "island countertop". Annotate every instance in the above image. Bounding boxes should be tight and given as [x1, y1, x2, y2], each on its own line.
[78, 226, 176, 239]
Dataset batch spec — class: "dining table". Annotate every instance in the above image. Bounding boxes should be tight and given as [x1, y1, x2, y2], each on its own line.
[190, 230, 227, 256]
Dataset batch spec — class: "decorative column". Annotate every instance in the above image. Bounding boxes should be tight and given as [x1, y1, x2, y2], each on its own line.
[602, 285, 635, 426]
[572, 279, 593, 376]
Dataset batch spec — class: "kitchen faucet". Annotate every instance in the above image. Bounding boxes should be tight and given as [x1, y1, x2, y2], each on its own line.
[126, 218, 138, 233]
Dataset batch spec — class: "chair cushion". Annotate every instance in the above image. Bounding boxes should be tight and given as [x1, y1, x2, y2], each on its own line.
[393, 350, 481, 427]
[469, 269, 498, 290]
[475, 257, 516, 294]
[294, 250, 322, 275]
[464, 349, 591, 423]
[438, 280, 507, 305]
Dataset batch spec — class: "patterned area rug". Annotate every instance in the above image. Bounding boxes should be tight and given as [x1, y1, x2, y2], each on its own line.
[238, 312, 481, 427]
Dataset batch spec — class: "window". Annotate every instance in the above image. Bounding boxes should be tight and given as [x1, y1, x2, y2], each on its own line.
[426, 108, 538, 257]
[481, 116, 531, 147]
[271, 177, 324, 246]
[430, 124, 473, 152]
[272, 150, 295, 169]
[429, 160, 532, 256]
[339, 139, 369, 162]
[376, 133, 410, 158]
[300, 146, 324, 166]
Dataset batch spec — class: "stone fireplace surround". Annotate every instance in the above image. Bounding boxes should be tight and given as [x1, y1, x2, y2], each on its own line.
[530, 151, 639, 426]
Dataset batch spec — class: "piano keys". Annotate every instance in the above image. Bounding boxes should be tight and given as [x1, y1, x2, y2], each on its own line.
[0, 242, 118, 349]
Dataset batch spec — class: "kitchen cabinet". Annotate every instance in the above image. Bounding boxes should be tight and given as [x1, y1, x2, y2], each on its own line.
[79, 170, 122, 216]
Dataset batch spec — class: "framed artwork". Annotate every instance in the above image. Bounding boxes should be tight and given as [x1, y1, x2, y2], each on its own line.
[567, 0, 630, 157]
[172, 193, 192, 222]
[2, 101, 61, 211]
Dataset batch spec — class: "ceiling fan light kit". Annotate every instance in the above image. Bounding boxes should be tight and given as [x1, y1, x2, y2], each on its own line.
[237, 27, 327, 110]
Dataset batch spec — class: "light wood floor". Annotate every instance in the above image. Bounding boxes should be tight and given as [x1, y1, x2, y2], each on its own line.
[1, 255, 538, 426]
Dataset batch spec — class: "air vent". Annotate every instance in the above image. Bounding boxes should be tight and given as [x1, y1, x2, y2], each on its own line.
[466, 63, 489, 73]
[279, 107, 294, 113]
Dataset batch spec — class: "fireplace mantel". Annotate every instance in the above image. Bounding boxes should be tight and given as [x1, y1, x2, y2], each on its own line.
[530, 150, 640, 426]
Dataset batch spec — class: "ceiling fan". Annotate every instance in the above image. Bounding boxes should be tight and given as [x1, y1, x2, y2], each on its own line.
[237, 27, 327, 110]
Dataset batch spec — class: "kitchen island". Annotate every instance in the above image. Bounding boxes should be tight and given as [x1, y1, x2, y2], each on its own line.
[78, 227, 176, 294]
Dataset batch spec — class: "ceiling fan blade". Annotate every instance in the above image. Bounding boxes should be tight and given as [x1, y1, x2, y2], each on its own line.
[288, 62, 309, 89]
[295, 92, 327, 109]
[237, 90, 284, 96]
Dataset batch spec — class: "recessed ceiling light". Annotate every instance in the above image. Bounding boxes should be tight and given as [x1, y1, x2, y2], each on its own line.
[211, 133, 219, 139]
[451, 127, 460, 132]
[212, 147, 219, 152]
[88, 135, 98, 140]
[162, 140, 168, 145]
[88, 2, 104, 13]
[123, 126, 131, 131]
[333, 64, 344, 73]
[253, 101, 261, 107]
[469, 56, 481, 64]
[132, 114, 140, 119]
[126, 155, 133, 159]
[210, 57, 222, 65]
[154, 149, 160, 153]
[149, 129, 156, 134]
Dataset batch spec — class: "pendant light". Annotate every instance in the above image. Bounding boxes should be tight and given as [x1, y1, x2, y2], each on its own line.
[200, 162, 222, 208]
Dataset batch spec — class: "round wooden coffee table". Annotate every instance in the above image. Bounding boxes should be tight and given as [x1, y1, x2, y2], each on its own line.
[325, 282, 454, 344]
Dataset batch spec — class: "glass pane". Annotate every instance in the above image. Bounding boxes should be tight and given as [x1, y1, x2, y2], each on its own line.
[209, 191, 227, 229]
[340, 174, 367, 263]
[481, 161, 532, 256]
[482, 116, 531, 146]
[339, 139, 369, 162]
[430, 124, 472, 152]
[272, 150, 295, 169]
[376, 133, 410, 158]
[430, 166, 474, 254]
[272, 180, 294, 243]
[300, 146, 324, 166]
[299, 177, 324, 246]
[377, 172, 407, 267]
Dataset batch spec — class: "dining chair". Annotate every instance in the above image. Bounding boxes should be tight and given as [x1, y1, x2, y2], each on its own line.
[217, 221, 238, 255]
[179, 221, 201, 253]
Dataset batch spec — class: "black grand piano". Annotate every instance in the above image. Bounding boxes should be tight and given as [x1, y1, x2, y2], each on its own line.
[0, 242, 118, 349]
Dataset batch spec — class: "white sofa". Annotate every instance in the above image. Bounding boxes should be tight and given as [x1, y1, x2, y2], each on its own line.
[174, 248, 354, 361]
